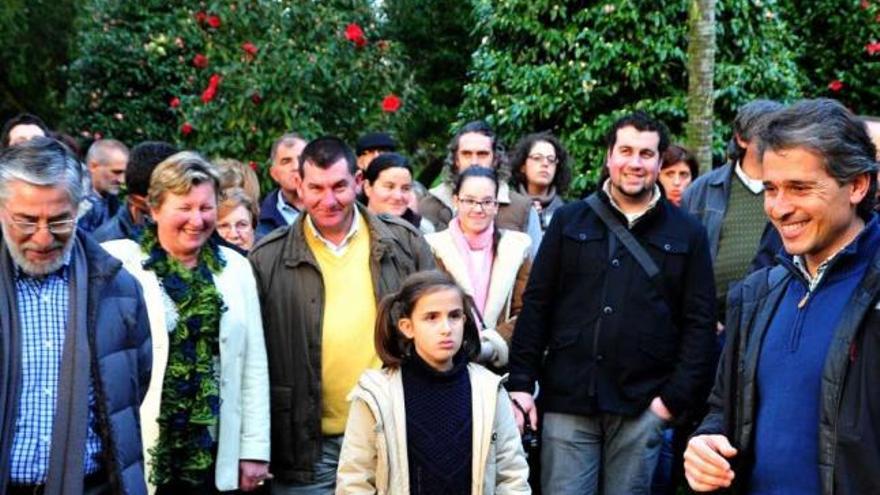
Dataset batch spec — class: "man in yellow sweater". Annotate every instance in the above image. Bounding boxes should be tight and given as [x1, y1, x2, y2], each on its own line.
[249, 137, 435, 494]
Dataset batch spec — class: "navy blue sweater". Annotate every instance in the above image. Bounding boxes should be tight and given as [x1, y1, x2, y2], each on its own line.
[750, 218, 880, 494]
[402, 353, 472, 495]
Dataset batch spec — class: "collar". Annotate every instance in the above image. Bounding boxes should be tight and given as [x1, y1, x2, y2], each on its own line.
[734, 161, 764, 194]
[516, 183, 557, 206]
[305, 206, 362, 255]
[276, 189, 298, 212]
[788, 214, 879, 292]
[602, 179, 662, 228]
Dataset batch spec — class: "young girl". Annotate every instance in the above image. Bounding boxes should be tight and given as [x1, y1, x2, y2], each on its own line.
[336, 270, 530, 494]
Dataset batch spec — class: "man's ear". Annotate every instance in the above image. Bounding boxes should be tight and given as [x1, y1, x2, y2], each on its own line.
[850, 171, 871, 206]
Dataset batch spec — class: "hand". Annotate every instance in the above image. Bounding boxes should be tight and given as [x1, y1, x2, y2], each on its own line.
[239, 460, 273, 492]
[532, 200, 543, 214]
[649, 396, 673, 422]
[509, 391, 538, 434]
[716, 321, 725, 335]
[683, 434, 738, 492]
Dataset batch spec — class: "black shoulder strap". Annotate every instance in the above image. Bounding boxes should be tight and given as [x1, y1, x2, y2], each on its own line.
[586, 193, 661, 279]
[586, 193, 669, 304]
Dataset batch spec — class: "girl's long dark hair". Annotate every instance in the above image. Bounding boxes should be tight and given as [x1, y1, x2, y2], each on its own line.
[374, 270, 481, 368]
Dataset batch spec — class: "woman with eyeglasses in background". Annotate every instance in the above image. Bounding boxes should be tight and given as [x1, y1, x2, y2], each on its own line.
[509, 132, 572, 233]
[424, 167, 532, 371]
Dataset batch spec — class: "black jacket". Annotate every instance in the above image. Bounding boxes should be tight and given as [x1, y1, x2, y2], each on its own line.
[695, 221, 880, 495]
[508, 191, 717, 418]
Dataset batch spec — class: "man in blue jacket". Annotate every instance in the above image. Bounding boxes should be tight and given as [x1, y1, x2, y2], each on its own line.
[257, 132, 307, 238]
[0, 137, 152, 495]
[685, 98, 880, 495]
[508, 112, 717, 495]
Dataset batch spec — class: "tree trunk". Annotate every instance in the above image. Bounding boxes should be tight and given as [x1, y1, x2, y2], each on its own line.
[685, 0, 716, 174]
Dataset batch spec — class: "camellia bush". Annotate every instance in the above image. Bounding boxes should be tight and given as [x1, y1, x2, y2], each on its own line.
[65, 0, 419, 186]
[458, 0, 804, 195]
[778, 0, 880, 114]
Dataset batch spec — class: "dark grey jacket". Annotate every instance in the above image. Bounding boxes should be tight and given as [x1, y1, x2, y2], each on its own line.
[680, 163, 735, 261]
[248, 205, 435, 483]
[695, 225, 880, 494]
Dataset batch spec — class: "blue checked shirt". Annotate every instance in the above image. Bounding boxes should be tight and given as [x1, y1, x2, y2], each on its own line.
[8, 262, 102, 483]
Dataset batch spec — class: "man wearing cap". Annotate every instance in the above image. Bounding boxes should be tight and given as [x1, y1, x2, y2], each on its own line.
[355, 132, 398, 172]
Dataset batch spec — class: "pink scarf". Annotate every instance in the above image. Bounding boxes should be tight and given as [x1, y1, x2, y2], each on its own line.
[449, 218, 494, 315]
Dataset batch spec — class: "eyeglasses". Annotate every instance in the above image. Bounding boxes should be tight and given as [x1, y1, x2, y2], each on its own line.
[7, 218, 76, 235]
[527, 153, 558, 165]
[458, 198, 497, 211]
[217, 220, 254, 234]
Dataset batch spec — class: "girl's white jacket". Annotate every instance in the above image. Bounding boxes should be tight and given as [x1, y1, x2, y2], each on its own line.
[336, 363, 531, 494]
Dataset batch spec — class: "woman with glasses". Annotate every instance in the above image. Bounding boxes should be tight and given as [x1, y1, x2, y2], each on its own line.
[216, 188, 258, 251]
[509, 132, 572, 232]
[424, 167, 532, 369]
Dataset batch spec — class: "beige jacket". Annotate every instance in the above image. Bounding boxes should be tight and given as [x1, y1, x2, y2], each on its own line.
[336, 364, 531, 495]
[425, 228, 531, 347]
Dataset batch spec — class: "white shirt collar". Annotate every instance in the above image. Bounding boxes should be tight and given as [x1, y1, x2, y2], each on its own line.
[734, 161, 764, 194]
[305, 207, 362, 257]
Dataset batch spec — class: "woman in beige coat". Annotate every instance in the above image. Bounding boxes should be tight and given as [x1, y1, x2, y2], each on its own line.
[336, 271, 530, 494]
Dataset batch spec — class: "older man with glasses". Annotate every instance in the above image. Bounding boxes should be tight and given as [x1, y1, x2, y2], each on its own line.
[0, 137, 152, 495]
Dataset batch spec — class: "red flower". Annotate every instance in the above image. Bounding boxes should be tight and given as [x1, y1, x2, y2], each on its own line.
[828, 79, 844, 92]
[242, 42, 258, 56]
[248, 161, 258, 171]
[201, 74, 222, 103]
[207, 15, 221, 29]
[195, 11, 207, 24]
[192, 54, 208, 69]
[345, 23, 367, 48]
[862, 0, 871, 9]
[169, 97, 181, 108]
[251, 92, 262, 105]
[181, 122, 193, 136]
[94, 131, 103, 140]
[381, 93, 402, 113]
[867, 41, 880, 55]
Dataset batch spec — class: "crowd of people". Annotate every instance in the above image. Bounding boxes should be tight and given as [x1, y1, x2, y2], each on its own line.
[0, 96, 878, 495]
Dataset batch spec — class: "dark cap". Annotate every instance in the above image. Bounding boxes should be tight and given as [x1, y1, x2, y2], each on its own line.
[355, 132, 397, 155]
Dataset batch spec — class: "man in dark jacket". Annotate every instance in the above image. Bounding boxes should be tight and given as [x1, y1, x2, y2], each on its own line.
[685, 99, 880, 495]
[680, 100, 784, 319]
[256, 132, 307, 239]
[92, 140, 177, 243]
[0, 137, 152, 495]
[249, 137, 434, 493]
[508, 112, 717, 495]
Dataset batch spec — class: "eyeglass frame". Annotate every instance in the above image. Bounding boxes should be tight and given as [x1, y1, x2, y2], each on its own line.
[457, 197, 498, 211]
[527, 153, 559, 165]
[5, 216, 77, 235]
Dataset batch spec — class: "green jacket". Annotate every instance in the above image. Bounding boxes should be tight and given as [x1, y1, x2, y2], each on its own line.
[248, 204, 435, 483]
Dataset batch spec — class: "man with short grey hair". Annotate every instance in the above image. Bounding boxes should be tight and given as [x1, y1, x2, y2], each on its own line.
[0, 137, 151, 494]
[78, 139, 129, 233]
[685, 98, 880, 494]
[257, 132, 308, 238]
